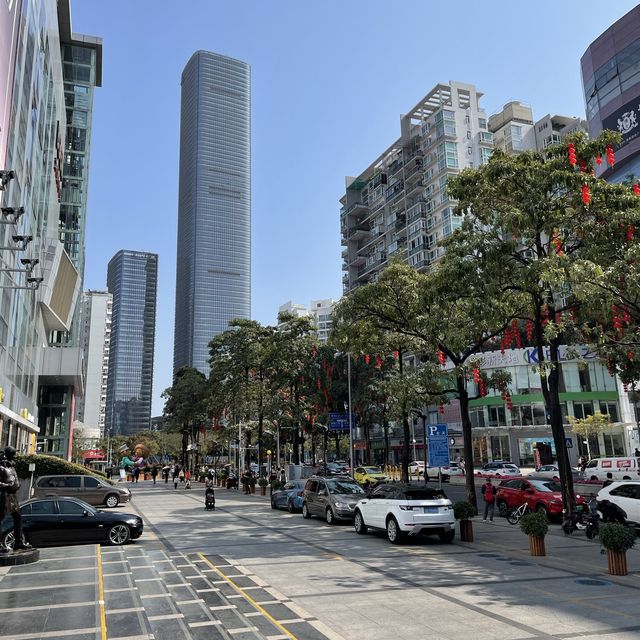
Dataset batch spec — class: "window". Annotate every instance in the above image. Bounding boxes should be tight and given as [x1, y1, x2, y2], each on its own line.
[600, 402, 619, 422]
[488, 405, 506, 427]
[83, 477, 100, 488]
[31, 501, 56, 515]
[478, 118, 487, 129]
[610, 485, 640, 499]
[573, 402, 594, 420]
[64, 476, 82, 488]
[58, 500, 87, 515]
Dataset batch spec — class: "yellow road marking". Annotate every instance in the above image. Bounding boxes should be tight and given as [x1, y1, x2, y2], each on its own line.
[198, 552, 298, 640]
[96, 544, 107, 640]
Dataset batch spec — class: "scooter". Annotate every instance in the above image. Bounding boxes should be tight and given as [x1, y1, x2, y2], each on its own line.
[585, 499, 600, 540]
[205, 487, 216, 511]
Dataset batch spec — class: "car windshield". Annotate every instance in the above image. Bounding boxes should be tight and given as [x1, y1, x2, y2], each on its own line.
[363, 467, 381, 473]
[404, 489, 447, 500]
[529, 480, 561, 493]
[327, 480, 364, 495]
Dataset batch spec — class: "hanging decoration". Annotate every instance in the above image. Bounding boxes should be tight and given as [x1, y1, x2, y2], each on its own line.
[437, 350, 446, 365]
[364, 353, 370, 365]
[375, 355, 382, 369]
[595, 155, 602, 165]
[526, 319, 535, 342]
[473, 367, 481, 384]
[479, 378, 487, 397]
[393, 350, 399, 359]
[633, 184, 640, 195]
[627, 224, 635, 241]
[581, 183, 591, 205]
[606, 145, 615, 166]
[567, 143, 577, 166]
[552, 228, 564, 256]
[438, 404, 445, 414]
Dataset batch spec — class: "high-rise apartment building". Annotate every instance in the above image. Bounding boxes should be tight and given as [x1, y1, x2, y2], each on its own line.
[105, 251, 157, 436]
[340, 82, 492, 292]
[488, 102, 587, 154]
[78, 291, 111, 435]
[581, 6, 640, 182]
[0, 1, 101, 457]
[173, 51, 251, 376]
[278, 299, 335, 344]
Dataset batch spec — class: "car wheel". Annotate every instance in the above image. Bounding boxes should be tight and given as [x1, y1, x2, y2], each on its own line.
[536, 504, 548, 517]
[354, 510, 368, 535]
[590, 476, 598, 481]
[497, 500, 509, 517]
[326, 508, 335, 525]
[287, 500, 295, 513]
[107, 523, 131, 546]
[439, 530, 455, 543]
[302, 503, 311, 519]
[623, 476, 631, 480]
[2, 529, 15, 551]
[585, 525, 597, 540]
[386, 516, 404, 544]
[105, 494, 119, 508]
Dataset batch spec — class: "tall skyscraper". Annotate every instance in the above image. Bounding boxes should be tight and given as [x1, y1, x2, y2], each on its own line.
[105, 251, 157, 436]
[173, 51, 251, 376]
[78, 290, 112, 435]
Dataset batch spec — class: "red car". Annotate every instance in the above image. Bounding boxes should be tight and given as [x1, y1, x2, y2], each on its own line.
[495, 478, 586, 518]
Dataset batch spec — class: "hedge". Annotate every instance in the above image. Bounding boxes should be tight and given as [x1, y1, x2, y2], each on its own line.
[14, 454, 110, 482]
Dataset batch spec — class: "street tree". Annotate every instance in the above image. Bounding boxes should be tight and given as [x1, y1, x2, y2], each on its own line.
[568, 411, 615, 461]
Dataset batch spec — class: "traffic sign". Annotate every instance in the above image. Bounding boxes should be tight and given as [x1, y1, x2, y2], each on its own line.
[565, 437, 573, 449]
[428, 423, 450, 468]
[328, 412, 354, 431]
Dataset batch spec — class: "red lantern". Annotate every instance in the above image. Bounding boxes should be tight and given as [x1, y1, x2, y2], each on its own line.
[526, 319, 535, 341]
[567, 143, 577, 166]
[473, 367, 480, 383]
[606, 145, 615, 166]
[581, 184, 591, 205]
[479, 379, 487, 397]
[627, 224, 635, 241]
[437, 350, 446, 365]
[579, 159, 587, 172]
[364, 353, 370, 365]
[438, 405, 445, 414]
[393, 350, 399, 359]
[595, 155, 602, 165]
[375, 355, 382, 369]
[634, 184, 640, 195]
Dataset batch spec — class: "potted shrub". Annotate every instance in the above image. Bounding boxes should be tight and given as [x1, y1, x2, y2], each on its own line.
[519, 512, 548, 556]
[600, 523, 636, 576]
[453, 501, 476, 542]
[258, 477, 269, 496]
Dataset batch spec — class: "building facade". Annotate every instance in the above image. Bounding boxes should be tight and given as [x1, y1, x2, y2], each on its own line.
[105, 251, 157, 436]
[341, 82, 492, 293]
[77, 290, 111, 435]
[278, 299, 335, 344]
[581, 5, 640, 182]
[173, 51, 251, 376]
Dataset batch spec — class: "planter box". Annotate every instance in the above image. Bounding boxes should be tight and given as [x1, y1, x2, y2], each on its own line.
[260, 486, 267, 496]
[460, 520, 474, 542]
[529, 534, 546, 556]
[607, 549, 628, 576]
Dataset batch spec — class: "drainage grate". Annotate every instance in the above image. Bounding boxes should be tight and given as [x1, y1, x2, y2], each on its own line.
[575, 579, 610, 586]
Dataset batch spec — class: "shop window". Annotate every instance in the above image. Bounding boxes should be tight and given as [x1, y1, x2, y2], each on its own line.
[600, 402, 619, 422]
[490, 435, 510, 461]
[470, 408, 486, 428]
[603, 433, 625, 456]
[488, 406, 506, 427]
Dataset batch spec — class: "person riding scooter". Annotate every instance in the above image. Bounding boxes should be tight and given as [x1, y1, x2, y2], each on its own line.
[204, 470, 216, 510]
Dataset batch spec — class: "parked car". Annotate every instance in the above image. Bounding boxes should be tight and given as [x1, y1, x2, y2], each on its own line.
[495, 478, 587, 518]
[408, 461, 425, 476]
[427, 462, 465, 481]
[354, 466, 388, 486]
[584, 457, 640, 482]
[1, 497, 143, 549]
[271, 479, 306, 512]
[596, 481, 640, 526]
[302, 476, 365, 523]
[475, 462, 521, 478]
[353, 483, 455, 544]
[32, 474, 131, 508]
[527, 465, 586, 481]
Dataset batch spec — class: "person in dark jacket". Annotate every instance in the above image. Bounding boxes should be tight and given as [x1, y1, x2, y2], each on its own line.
[151, 465, 158, 485]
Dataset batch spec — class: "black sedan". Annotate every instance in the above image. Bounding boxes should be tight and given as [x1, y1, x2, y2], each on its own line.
[1, 497, 144, 549]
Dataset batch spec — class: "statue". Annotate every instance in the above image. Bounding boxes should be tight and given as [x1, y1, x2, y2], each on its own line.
[0, 446, 32, 552]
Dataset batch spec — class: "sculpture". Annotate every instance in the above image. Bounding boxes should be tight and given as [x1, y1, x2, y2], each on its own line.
[0, 446, 32, 552]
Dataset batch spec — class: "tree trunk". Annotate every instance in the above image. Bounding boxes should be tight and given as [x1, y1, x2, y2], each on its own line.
[457, 376, 478, 511]
[311, 428, 317, 466]
[335, 433, 340, 460]
[383, 409, 390, 466]
[401, 411, 410, 483]
[292, 425, 301, 465]
[258, 372, 264, 476]
[363, 421, 371, 465]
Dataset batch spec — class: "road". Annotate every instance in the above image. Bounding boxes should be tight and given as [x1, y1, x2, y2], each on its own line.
[124, 480, 640, 640]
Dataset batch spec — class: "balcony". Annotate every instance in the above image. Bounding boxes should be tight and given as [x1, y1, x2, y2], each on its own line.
[407, 201, 426, 223]
[404, 160, 423, 180]
[345, 201, 370, 216]
[348, 227, 369, 241]
[385, 182, 404, 202]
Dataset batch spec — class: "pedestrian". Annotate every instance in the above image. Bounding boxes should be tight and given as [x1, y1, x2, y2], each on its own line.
[634, 447, 640, 459]
[179, 467, 185, 484]
[279, 467, 286, 484]
[603, 472, 614, 487]
[185, 469, 191, 489]
[163, 465, 170, 484]
[174, 472, 179, 489]
[243, 469, 252, 495]
[133, 466, 140, 483]
[151, 465, 158, 485]
[481, 479, 496, 521]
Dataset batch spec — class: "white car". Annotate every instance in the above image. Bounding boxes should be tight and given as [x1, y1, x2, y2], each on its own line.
[408, 461, 425, 476]
[596, 481, 640, 526]
[527, 464, 560, 479]
[353, 483, 455, 544]
[427, 462, 464, 481]
[475, 462, 521, 478]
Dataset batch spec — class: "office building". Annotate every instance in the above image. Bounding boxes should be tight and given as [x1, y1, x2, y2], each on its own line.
[77, 291, 111, 435]
[488, 102, 587, 154]
[173, 51, 251, 376]
[581, 6, 640, 182]
[105, 251, 157, 436]
[340, 81, 492, 293]
[278, 299, 335, 344]
[0, 1, 100, 456]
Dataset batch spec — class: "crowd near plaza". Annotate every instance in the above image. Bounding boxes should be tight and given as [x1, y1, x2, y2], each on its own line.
[4, 1, 640, 639]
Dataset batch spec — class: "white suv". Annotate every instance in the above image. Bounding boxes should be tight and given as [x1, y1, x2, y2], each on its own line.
[597, 481, 640, 526]
[353, 483, 455, 544]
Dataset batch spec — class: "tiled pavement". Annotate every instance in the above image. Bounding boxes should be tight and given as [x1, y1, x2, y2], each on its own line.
[0, 543, 342, 640]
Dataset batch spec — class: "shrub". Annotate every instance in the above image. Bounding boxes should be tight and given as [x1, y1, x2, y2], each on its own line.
[15, 454, 109, 482]
[453, 501, 476, 521]
[519, 512, 549, 537]
[600, 523, 636, 553]
[258, 477, 269, 487]
[271, 480, 282, 491]
[249, 476, 257, 486]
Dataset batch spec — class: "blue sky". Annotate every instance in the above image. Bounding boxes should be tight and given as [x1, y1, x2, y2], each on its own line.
[71, 0, 639, 416]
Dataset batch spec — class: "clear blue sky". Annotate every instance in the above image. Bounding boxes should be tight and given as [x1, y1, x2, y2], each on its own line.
[71, 0, 639, 416]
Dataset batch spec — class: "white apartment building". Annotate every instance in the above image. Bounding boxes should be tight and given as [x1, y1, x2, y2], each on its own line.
[78, 290, 111, 435]
[340, 81, 493, 292]
[488, 101, 588, 154]
[278, 299, 335, 344]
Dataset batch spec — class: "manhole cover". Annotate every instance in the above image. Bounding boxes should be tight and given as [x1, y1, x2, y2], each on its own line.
[510, 561, 534, 566]
[575, 579, 610, 586]
[477, 553, 502, 557]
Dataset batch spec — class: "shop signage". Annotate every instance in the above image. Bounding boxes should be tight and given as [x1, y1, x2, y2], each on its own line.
[603, 96, 640, 149]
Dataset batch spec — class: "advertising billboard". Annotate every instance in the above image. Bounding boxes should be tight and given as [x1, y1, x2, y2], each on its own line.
[0, 0, 20, 167]
[602, 96, 640, 151]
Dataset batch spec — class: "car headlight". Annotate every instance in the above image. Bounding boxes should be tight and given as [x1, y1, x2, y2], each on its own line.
[334, 502, 348, 508]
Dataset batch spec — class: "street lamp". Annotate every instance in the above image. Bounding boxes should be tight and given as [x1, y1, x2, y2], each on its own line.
[347, 352, 354, 477]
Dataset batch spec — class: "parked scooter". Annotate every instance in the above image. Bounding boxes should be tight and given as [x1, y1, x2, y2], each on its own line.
[585, 498, 600, 540]
[584, 498, 628, 539]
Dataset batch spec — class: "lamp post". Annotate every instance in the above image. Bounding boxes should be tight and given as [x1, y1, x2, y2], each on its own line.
[347, 352, 354, 478]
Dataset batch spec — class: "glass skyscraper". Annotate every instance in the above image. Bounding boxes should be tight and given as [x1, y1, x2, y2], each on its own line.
[173, 51, 251, 376]
[105, 250, 157, 436]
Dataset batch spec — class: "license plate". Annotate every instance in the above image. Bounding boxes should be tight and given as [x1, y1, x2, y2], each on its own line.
[424, 507, 438, 514]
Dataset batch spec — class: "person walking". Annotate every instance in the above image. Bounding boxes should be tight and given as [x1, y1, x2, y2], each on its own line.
[173, 465, 180, 489]
[163, 465, 170, 484]
[481, 479, 496, 521]
[133, 466, 140, 483]
[151, 465, 158, 485]
[185, 468, 191, 489]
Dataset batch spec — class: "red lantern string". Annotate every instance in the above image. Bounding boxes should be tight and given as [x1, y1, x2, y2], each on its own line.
[578, 159, 587, 172]
[437, 350, 446, 365]
[606, 145, 615, 166]
[567, 143, 577, 166]
[364, 354, 370, 365]
[526, 319, 535, 341]
[438, 405, 445, 414]
[473, 367, 481, 383]
[479, 379, 487, 397]
[375, 355, 382, 369]
[627, 224, 635, 241]
[581, 184, 591, 205]
[595, 155, 602, 165]
[634, 184, 640, 195]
